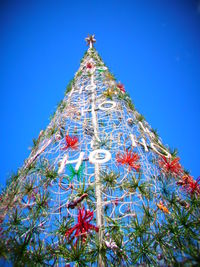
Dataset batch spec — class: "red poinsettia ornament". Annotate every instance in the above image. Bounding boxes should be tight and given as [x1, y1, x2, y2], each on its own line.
[62, 134, 79, 150]
[186, 176, 200, 196]
[86, 62, 93, 69]
[65, 207, 99, 244]
[178, 175, 200, 196]
[158, 156, 183, 177]
[116, 149, 140, 171]
[117, 83, 126, 93]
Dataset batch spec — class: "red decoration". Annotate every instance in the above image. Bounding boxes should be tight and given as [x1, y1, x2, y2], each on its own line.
[117, 83, 125, 93]
[86, 62, 93, 69]
[65, 207, 99, 244]
[186, 177, 200, 196]
[178, 175, 200, 196]
[116, 149, 140, 171]
[158, 156, 183, 177]
[62, 135, 79, 150]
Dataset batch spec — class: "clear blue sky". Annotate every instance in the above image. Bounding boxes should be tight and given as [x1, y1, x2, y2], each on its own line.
[1, 0, 200, 189]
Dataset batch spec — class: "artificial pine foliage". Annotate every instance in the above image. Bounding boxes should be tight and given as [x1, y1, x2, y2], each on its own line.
[0, 35, 200, 266]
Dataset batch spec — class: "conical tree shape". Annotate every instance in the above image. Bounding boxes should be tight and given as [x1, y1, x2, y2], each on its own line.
[0, 36, 200, 266]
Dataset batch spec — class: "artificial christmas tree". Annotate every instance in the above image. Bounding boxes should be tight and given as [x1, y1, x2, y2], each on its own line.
[0, 35, 200, 266]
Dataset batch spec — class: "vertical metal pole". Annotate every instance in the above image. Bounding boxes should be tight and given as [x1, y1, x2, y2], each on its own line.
[90, 72, 104, 267]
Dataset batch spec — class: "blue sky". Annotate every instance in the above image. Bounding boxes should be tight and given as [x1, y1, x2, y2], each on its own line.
[0, 0, 200, 189]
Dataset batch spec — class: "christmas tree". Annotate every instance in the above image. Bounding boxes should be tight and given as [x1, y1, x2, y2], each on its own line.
[0, 35, 200, 266]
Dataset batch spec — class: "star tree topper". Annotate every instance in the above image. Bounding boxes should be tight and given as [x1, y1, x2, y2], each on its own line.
[85, 34, 96, 48]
